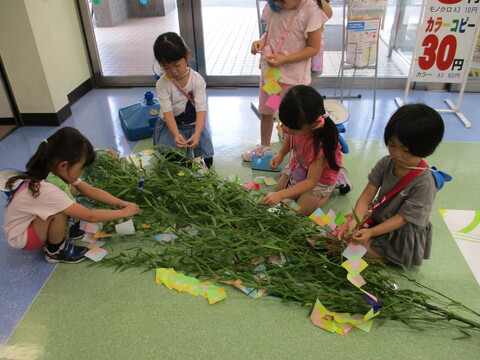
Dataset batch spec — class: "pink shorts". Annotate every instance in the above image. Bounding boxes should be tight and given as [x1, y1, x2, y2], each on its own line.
[22, 222, 46, 250]
[258, 78, 293, 115]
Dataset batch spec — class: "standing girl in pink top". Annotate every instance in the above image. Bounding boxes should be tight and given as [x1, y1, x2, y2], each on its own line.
[258, 85, 342, 215]
[242, 0, 330, 161]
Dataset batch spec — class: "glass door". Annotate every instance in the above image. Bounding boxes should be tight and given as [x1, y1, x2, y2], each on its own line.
[76, 0, 262, 87]
[192, 0, 262, 86]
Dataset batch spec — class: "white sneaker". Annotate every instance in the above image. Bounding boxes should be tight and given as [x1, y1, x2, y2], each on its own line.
[242, 144, 270, 162]
[336, 167, 352, 194]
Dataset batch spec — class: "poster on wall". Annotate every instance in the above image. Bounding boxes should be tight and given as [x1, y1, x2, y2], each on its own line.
[349, 0, 387, 20]
[346, 19, 381, 67]
[411, 0, 480, 83]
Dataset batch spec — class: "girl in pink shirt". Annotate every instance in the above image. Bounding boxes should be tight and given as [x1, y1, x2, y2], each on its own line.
[242, 0, 330, 161]
[258, 85, 342, 215]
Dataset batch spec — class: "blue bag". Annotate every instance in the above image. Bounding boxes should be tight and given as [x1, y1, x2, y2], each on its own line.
[251, 148, 281, 172]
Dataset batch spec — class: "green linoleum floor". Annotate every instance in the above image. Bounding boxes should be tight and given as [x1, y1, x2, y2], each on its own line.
[2, 139, 479, 360]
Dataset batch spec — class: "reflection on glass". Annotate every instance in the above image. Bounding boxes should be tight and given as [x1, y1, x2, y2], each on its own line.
[89, 0, 180, 76]
[201, 1, 261, 76]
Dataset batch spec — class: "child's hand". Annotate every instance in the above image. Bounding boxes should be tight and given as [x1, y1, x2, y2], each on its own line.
[251, 39, 266, 55]
[270, 154, 284, 169]
[174, 133, 187, 148]
[121, 202, 141, 217]
[346, 220, 357, 236]
[186, 133, 201, 149]
[265, 54, 287, 67]
[258, 192, 283, 208]
[351, 228, 373, 244]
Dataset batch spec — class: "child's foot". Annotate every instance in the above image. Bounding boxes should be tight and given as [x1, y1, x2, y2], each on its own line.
[69, 221, 85, 240]
[336, 167, 352, 194]
[45, 241, 88, 264]
[242, 144, 271, 162]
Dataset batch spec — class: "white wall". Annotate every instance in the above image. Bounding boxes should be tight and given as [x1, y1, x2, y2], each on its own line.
[0, 0, 90, 116]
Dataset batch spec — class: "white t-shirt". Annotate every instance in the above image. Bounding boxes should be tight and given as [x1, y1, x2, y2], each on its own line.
[155, 69, 207, 118]
[4, 180, 74, 249]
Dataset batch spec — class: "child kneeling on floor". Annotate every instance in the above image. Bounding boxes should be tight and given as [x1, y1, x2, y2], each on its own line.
[3, 127, 140, 264]
[152, 32, 214, 168]
[258, 85, 344, 215]
[342, 104, 444, 267]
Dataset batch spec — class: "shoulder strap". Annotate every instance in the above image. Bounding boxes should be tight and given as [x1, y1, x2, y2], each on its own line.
[273, 0, 304, 54]
[172, 78, 195, 106]
[369, 159, 427, 213]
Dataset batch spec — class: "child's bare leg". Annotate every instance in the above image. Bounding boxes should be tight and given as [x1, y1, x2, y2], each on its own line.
[274, 174, 289, 192]
[260, 114, 274, 146]
[33, 213, 68, 245]
[296, 193, 331, 216]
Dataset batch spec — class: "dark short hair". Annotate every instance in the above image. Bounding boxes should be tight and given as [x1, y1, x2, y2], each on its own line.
[153, 32, 188, 65]
[384, 104, 444, 157]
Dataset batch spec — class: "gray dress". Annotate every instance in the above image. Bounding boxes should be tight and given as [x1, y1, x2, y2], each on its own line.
[368, 156, 436, 267]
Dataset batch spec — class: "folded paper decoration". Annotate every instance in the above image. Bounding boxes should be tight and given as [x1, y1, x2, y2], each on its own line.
[310, 298, 380, 335]
[308, 210, 383, 335]
[156, 268, 227, 305]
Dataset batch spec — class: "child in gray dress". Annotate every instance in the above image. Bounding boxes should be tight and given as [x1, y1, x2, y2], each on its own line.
[345, 104, 444, 267]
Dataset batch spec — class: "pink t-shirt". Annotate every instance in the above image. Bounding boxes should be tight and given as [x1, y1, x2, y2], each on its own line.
[287, 131, 342, 186]
[4, 180, 74, 249]
[263, 0, 328, 85]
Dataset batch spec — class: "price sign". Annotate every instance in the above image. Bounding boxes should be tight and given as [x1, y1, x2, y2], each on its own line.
[411, 0, 480, 83]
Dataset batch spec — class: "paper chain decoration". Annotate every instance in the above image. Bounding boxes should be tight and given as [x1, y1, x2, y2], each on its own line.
[156, 268, 227, 305]
[262, 66, 283, 111]
[307, 207, 383, 335]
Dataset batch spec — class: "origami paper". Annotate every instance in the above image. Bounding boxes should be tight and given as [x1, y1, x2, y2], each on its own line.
[155, 268, 227, 304]
[310, 298, 378, 335]
[269, 253, 286, 267]
[309, 208, 328, 226]
[115, 219, 135, 235]
[363, 294, 383, 312]
[341, 258, 368, 277]
[265, 94, 282, 111]
[262, 79, 282, 95]
[81, 233, 97, 244]
[79, 221, 102, 234]
[88, 240, 106, 249]
[327, 209, 337, 229]
[93, 230, 110, 239]
[152, 233, 178, 242]
[85, 247, 108, 262]
[283, 199, 301, 212]
[334, 212, 347, 227]
[224, 279, 266, 298]
[263, 177, 277, 186]
[244, 182, 260, 190]
[342, 243, 367, 262]
[346, 273, 366, 287]
[263, 66, 282, 81]
[125, 149, 154, 168]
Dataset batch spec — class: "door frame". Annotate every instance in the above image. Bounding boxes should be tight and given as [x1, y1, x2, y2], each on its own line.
[76, 0, 260, 87]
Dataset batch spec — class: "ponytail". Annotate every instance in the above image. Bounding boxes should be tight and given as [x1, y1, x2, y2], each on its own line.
[313, 117, 340, 172]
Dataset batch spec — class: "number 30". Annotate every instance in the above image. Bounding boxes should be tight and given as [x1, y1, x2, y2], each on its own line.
[418, 34, 457, 71]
